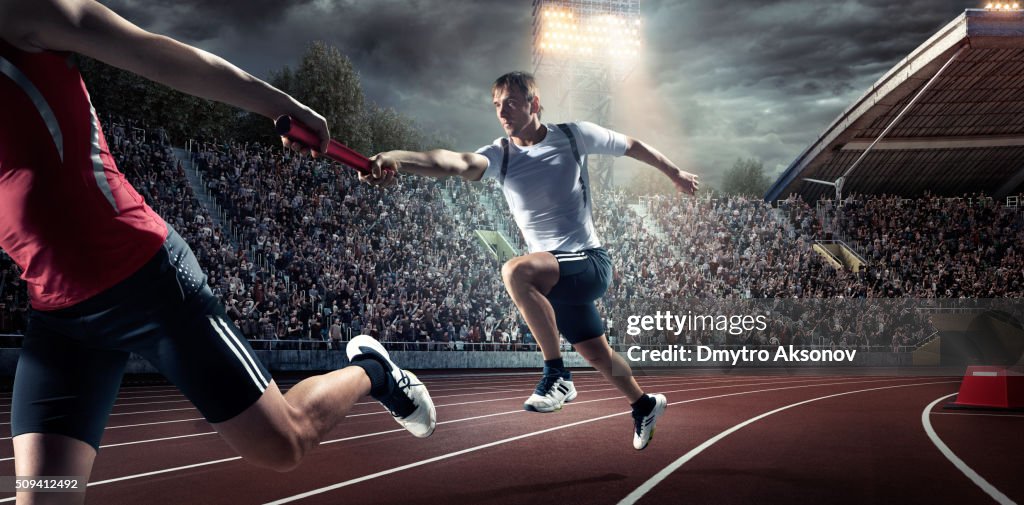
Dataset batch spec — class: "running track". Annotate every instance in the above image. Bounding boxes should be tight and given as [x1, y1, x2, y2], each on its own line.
[0, 370, 1020, 504]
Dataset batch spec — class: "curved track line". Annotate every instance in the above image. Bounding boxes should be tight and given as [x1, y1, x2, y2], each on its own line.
[921, 393, 1017, 505]
[616, 380, 958, 505]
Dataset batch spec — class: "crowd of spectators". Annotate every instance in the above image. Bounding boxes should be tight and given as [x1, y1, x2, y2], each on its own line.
[190, 140, 526, 350]
[830, 193, 1024, 298]
[2, 119, 1022, 353]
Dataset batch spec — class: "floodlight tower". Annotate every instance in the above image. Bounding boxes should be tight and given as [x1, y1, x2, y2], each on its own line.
[531, 0, 642, 192]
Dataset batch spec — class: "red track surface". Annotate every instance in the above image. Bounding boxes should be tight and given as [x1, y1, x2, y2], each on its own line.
[1, 370, 1020, 505]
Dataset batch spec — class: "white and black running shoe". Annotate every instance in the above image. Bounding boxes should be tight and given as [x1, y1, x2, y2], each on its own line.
[347, 335, 436, 438]
[632, 394, 667, 450]
[523, 373, 577, 412]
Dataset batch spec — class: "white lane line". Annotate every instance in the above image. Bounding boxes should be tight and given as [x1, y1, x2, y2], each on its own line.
[107, 417, 207, 430]
[0, 432, 219, 462]
[107, 399, 193, 408]
[0, 373, 816, 408]
[261, 377, 929, 505]
[0, 407, 199, 426]
[110, 407, 197, 417]
[922, 393, 1017, 505]
[0, 386, 520, 415]
[616, 380, 958, 505]
[109, 394, 186, 401]
[342, 376, 797, 419]
[0, 417, 210, 441]
[11, 385, 557, 412]
[0, 371, 586, 403]
[339, 376, 818, 420]
[349, 377, 734, 406]
[0, 386, 174, 398]
[0, 380, 579, 411]
[84, 458, 244, 488]
[5, 392, 187, 407]
[107, 433, 211, 448]
[396, 370, 603, 381]
[0, 399, 194, 415]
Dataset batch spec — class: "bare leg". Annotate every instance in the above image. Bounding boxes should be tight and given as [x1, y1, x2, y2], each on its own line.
[501, 253, 561, 361]
[13, 434, 94, 505]
[574, 336, 644, 403]
[212, 367, 370, 472]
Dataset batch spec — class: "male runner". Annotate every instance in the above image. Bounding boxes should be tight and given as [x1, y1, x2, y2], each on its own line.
[360, 71, 698, 449]
[0, 1, 434, 503]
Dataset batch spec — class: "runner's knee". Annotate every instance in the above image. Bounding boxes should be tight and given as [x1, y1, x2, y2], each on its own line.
[234, 427, 307, 473]
[501, 258, 533, 287]
[214, 390, 314, 473]
[502, 256, 557, 291]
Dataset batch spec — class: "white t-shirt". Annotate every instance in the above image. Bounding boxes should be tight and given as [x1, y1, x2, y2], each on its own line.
[475, 121, 628, 253]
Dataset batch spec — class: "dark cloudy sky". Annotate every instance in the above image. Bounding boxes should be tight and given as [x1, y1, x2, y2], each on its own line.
[106, 0, 976, 186]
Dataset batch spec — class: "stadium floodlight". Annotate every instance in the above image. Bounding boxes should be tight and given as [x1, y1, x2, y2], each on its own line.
[532, 0, 641, 191]
[534, 3, 642, 68]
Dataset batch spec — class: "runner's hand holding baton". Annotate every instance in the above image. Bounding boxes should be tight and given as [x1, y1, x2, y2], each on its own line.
[276, 115, 395, 185]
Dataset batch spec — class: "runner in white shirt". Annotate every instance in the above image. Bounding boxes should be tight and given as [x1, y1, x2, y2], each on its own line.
[361, 71, 698, 450]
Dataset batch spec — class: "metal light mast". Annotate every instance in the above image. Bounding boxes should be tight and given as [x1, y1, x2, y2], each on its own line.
[531, 0, 642, 192]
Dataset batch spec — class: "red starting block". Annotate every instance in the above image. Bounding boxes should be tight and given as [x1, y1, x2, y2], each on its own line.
[945, 366, 1024, 410]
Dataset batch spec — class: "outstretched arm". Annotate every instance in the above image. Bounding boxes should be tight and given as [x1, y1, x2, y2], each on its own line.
[0, 0, 329, 152]
[624, 137, 699, 195]
[360, 150, 489, 186]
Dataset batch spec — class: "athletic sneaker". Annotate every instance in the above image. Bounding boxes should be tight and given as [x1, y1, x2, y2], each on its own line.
[346, 335, 436, 438]
[523, 372, 577, 412]
[632, 393, 667, 450]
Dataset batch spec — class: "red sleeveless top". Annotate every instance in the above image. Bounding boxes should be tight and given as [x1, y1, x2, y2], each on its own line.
[0, 40, 167, 310]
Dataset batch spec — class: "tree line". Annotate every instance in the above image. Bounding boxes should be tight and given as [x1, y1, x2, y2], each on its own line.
[78, 41, 431, 154]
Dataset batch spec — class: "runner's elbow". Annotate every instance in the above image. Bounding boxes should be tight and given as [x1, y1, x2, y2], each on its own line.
[457, 152, 486, 181]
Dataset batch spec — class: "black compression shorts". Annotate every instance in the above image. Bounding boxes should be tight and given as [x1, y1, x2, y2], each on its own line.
[11, 225, 270, 449]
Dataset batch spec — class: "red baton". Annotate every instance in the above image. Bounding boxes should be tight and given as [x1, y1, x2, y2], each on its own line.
[275, 115, 373, 174]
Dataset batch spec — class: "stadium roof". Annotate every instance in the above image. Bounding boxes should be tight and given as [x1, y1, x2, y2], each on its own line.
[766, 9, 1024, 203]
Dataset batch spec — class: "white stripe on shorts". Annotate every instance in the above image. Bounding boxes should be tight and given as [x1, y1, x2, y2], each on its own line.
[215, 316, 269, 389]
[208, 316, 267, 393]
[556, 256, 588, 263]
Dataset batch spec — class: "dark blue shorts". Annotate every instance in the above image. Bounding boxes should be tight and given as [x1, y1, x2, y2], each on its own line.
[545, 248, 612, 344]
[10, 226, 270, 450]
